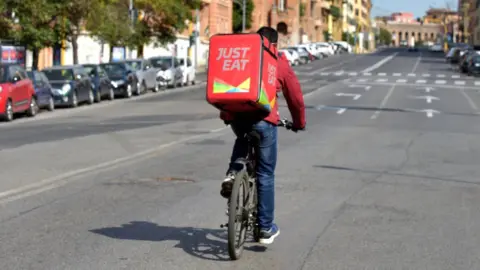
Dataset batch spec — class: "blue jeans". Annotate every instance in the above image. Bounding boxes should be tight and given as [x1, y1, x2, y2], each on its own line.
[228, 120, 277, 230]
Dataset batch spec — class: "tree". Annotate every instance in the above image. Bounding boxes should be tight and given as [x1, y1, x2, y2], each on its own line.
[4, 0, 60, 70]
[0, 1, 12, 39]
[378, 27, 392, 45]
[85, 1, 132, 61]
[232, 0, 254, 33]
[57, 0, 102, 64]
[132, 0, 201, 57]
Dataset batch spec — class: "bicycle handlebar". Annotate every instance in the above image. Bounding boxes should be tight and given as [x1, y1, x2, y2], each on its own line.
[277, 118, 305, 132]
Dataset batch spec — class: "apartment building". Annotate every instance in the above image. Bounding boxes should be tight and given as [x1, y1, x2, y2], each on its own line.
[343, 0, 356, 33]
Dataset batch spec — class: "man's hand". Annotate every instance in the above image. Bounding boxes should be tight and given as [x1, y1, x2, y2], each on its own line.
[291, 126, 305, 132]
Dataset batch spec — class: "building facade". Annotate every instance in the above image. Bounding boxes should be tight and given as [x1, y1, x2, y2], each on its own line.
[343, 0, 356, 33]
[376, 19, 443, 46]
[458, 0, 477, 44]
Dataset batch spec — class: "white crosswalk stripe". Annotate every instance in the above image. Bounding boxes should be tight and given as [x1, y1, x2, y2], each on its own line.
[422, 74, 431, 77]
[396, 79, 407, 83]
[320, 72, 330, 76]
[408, 73, 416, 77]
[378, 73, 386, 76]
[349, 72, 358, 76]
[376, 78, 388, 82]
[363, 72, 372, 76]
[435, 80, 446, 84]
[393, 73, 401, 76]
[437, 74, 445, 77]
[416, 80, 427, 84]
[452, 75, 460, 78]
[455, 80, 466, 85]
[475, 81, 480, 86]
[356, 78, 368, 82]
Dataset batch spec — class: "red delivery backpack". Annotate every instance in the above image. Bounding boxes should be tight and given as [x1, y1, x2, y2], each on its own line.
[206, 33, 278, 115]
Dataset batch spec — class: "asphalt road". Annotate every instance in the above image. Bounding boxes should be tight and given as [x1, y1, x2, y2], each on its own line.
[2, 48, 480, 269]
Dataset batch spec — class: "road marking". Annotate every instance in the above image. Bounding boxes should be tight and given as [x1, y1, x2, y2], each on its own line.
[334, 71, 344, 76]
[437, 74, 445, 77]
[396, 79, 407, 83]
[356, 78, 368, 82]
[337, 108, 347, 114]
[299, 78, 312, 83]
[408, 73, 416, 77]
[435, 80, 446, 84]
[378, 73, 386, 76]
[376, 78, 388, 82]
[371, 84, 396, 119]
[423, 87, 436, 93]
[0, 126, 231, 205]
[422, 74, 431, 77]
[411, 53, 422, 73]
[393, 73, 401, 76]
[363, 72, 372, 76]
[362, 52, 398, 73]
[410, 95, 439, 103]
[455, 80, 466, 85]
[475, 81, 480, 86]
[416, 80, 427, 84]
[348, 72, 358, 76]
[336, 93, 361, 100]
[452, 75, 460, 78]
[320, 72, 330, 76]
[419, 109, 440, 118]
[349, 84, 371, 91]
[460, 89, 478, 111]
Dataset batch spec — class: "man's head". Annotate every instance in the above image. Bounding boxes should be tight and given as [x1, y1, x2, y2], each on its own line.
[257, 27, 278, 45]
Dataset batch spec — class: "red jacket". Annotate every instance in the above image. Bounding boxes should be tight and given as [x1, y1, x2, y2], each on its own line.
[220, 57, 306, 129]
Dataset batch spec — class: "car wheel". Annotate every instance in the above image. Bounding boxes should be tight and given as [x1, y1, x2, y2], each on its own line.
[71, 91, 78, 108]
[87, 89, 95, 104]
[184, 76, 189, 87]
[47, 96, 55, 111]
[140, 81, 147, 94]
[26, 96, 38, 117]
[94, 89, 101, 103]
[191, 78, 196, 85]
[2, 99, 13, 122]
[108, 87, 115, 100]
[134, 81, 142, 96]
[125, 84, 133, 98]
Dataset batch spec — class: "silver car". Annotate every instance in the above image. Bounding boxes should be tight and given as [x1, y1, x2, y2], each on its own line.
[123, 59, 159, 93]
[150, 56, 183, 90]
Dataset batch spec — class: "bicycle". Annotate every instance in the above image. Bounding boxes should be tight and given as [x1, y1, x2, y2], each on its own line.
[220, 118, 294, 260]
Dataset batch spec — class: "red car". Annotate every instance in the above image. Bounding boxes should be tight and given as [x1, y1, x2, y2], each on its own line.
[0, 63, 38, 121]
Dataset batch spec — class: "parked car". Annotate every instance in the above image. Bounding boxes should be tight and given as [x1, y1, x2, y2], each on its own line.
[287, 47, 312, 63]
[430, 44, 443, 52]
[0, 63, 38, 121]
[334, 41, 353, 53]
[122, 59, 158, 93]
[42, 65, 94, 107]
[178, 58, 196, 86]
[82, 64, 115, 102]
[296, 44, 321, 59]
[279, 49, 299, 66]
[100, 62, 139, 97]
[150, 56, 183, 90]
[466, 54, 480, 76]
[315, 42, 335, 56]
[26, 70, 55, 111]
[447, 47, 462, 65]
[459, 50, 479, 73]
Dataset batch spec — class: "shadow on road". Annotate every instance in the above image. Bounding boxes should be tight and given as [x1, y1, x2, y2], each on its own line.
[90, 221, 266, 261]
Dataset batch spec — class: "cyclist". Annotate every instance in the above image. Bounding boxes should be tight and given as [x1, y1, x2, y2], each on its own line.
[220, 26, 306, 245]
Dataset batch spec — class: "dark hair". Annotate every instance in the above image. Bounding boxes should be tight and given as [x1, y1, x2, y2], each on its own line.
[257, 27, 278, 43]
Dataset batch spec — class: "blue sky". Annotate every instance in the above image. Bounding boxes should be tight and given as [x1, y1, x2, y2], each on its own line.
[371, 0, 457, 18]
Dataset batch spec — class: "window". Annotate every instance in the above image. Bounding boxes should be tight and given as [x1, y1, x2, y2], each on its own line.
[98, 67, 107, 77]
[355, 9, 359, 16]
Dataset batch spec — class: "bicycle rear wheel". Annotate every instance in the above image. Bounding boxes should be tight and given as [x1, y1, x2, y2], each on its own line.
[227, 169, 249, 260]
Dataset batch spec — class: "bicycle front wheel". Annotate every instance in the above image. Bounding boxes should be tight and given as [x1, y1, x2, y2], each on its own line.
[227, 169, 249, 260]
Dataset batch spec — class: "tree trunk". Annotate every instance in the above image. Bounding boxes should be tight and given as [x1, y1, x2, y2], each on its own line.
[137, 45, 144, 58]
[72, 33, 79, 64]
[109, 45, 113, 62]
[32, 48, 39, 71]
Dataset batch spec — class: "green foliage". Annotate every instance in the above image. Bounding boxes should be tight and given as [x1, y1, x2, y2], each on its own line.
[0, 1, 11, 39]
[323, 30, 330, 42]
[378, 27, 392, 45]
[232, 0, 254, 33]
[299, 3, 306, 18]
[330, 6, 341, 19]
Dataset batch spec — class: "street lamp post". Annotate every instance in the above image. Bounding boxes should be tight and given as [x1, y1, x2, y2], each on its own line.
[233, 0, 246, 32]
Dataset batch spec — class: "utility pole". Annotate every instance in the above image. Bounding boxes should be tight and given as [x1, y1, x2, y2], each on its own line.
[129, 0, 134, 58]
[463, 2, 470, 44]
[242, 0, 246, 32]
[233, 0, 246, 32]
